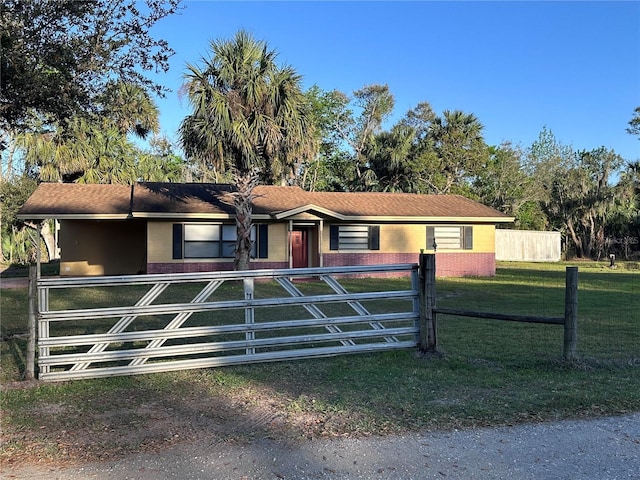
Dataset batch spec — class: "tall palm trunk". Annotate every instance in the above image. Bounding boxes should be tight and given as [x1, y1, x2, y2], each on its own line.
[232, 169, 259, 270]
[180, 31, 317, 270]
[41, 220, 58, 261]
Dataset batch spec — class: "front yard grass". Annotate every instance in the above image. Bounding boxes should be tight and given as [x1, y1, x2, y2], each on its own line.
[1, 261, 638, 466]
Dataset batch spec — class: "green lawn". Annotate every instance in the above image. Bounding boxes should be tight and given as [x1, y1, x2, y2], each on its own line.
[1, 261, 638, 464]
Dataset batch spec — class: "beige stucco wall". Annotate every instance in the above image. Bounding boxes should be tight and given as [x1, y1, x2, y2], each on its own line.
[381, 224, 427, 252]
[267, 223, 288, 262]
[322, 223, 496, 253]
[146, 221, 496, 267]
[467, 224, 495, 253]
[147, 221, 288, 264]
[59, 220, 146, 276]
[147, 221, 173, 263]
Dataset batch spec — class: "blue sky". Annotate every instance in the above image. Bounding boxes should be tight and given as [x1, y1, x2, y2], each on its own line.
[148, 1, 640, 162]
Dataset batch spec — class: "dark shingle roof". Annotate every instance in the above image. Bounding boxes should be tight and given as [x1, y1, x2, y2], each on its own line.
[133, 183, 237, 215]
[18, 182, 512, 222]
[17, 183, 133, 218]
[251, 186, 508, 219]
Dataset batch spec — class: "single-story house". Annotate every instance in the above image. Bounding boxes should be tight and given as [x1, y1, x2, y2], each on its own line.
[18, 182, 513, 277]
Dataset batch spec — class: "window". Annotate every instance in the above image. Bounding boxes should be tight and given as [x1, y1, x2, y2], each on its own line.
[173, 224, 268, 259]
[427, 226, 473, 250]
[329, 225, 380, 250]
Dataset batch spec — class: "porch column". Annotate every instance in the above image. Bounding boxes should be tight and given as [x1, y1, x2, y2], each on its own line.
[318, 220, 324, 267]
[288, 220, 293, 269]
[36, 221, 42, 280]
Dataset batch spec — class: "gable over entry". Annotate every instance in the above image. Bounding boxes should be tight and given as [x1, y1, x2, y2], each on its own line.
[18, 183, 513, 277]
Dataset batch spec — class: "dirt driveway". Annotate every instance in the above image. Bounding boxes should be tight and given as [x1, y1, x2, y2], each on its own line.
[0, 277, 30, 289]
[3, 413, 639, 480]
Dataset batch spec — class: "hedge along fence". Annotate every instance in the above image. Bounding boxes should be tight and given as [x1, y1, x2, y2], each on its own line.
[417, 254, 578, 361]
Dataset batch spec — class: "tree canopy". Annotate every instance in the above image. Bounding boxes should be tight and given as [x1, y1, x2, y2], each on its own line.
[1, 0, 181, 134]
[627, 106, 640, 140]
[180, 30, 317, 269]
[1, 15, 638, 264]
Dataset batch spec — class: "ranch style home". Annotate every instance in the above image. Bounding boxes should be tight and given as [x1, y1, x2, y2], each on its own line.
[18, 182, 514, 277]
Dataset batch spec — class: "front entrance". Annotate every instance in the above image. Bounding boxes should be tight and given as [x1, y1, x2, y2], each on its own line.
[291, 229, 308, 268]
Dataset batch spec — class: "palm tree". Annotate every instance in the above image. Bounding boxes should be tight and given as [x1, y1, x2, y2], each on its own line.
[18, 80, 162, 184]
[367, 124, 416, 192]
[19, 117, 93, 183]
[102, 82, 160, 139]
[179, 30, 316, 270]
[429, 110, 487, 195]
[19, 118, 138, 184]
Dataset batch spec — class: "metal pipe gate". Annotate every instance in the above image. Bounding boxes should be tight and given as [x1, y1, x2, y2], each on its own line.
[37, 264, 420, 381]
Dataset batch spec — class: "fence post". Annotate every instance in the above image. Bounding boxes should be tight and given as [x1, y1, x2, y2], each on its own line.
[244, 278, 255, 355]
[563, 267, 578, 361]
[25, 265, 37, 380]
[419, 253, 438, 354]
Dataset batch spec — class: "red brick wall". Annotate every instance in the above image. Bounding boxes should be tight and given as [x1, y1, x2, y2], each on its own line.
[323, 252, 419, 267]
[321, 252, 416, 278]
[322, 252, 496, 277]
[149, 253, 496, 277]
[434, 252, 496, 277]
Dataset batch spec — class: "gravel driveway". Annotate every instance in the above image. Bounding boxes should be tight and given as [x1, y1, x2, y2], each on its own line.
[4, 413, 638, 480]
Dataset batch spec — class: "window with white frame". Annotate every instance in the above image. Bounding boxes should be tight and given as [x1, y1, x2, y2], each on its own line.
[173, 223, 268, 259]
[426, 226, 473, 250]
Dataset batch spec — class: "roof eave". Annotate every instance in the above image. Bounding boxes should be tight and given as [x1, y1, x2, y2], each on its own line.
[132, 213, 273, 221]
[16, 213, 130, 220]
[132, 212, 234, 220]
[313, 215, 515, 223]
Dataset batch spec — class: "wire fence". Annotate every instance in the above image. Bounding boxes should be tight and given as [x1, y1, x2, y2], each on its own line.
[433, 262, 639, 365]
[6, 260, 637, 384]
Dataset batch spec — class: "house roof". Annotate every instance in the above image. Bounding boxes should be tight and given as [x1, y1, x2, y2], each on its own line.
[17, 183, 134, 219]
[18, 182, 513, 223]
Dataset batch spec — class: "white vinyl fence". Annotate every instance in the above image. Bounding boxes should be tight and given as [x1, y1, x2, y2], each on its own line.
[495, 229, 561, 262]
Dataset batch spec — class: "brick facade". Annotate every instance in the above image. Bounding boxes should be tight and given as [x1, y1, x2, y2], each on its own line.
[433, 252, 496, 277]
[322, 252, 496, 277]
[323, 252, 418, 267]
[149, 254, 495, 277]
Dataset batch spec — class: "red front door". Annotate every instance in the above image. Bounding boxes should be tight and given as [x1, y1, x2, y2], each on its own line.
[291, 229, 308, 268]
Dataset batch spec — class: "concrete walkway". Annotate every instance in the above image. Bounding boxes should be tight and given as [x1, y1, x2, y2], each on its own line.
[3, 413, 639, 480]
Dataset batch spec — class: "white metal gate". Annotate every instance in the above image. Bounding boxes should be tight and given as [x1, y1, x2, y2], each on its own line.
[37, 264, 420, 381]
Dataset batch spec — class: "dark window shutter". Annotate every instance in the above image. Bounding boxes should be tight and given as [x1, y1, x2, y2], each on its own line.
[258, 224, 268, 258]
[464, 226, 473, 250]
[330, 225, 339, 250]
[369, 225, 380, 250]
[172, 224, 183, 259]
[427, 226, 435, 251]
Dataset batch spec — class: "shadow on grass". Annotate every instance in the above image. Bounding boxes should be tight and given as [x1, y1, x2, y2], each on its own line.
[2, 264, 639, 467]
[0, 337, 27, 382]
[2, 345, 639, 468]
[0, 260, 59, 278]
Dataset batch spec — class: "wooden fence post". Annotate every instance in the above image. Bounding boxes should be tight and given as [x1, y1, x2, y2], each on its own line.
[419, 253, 438, 354]
[25, 265, 37, 380]
[563, 267, 578, 361]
